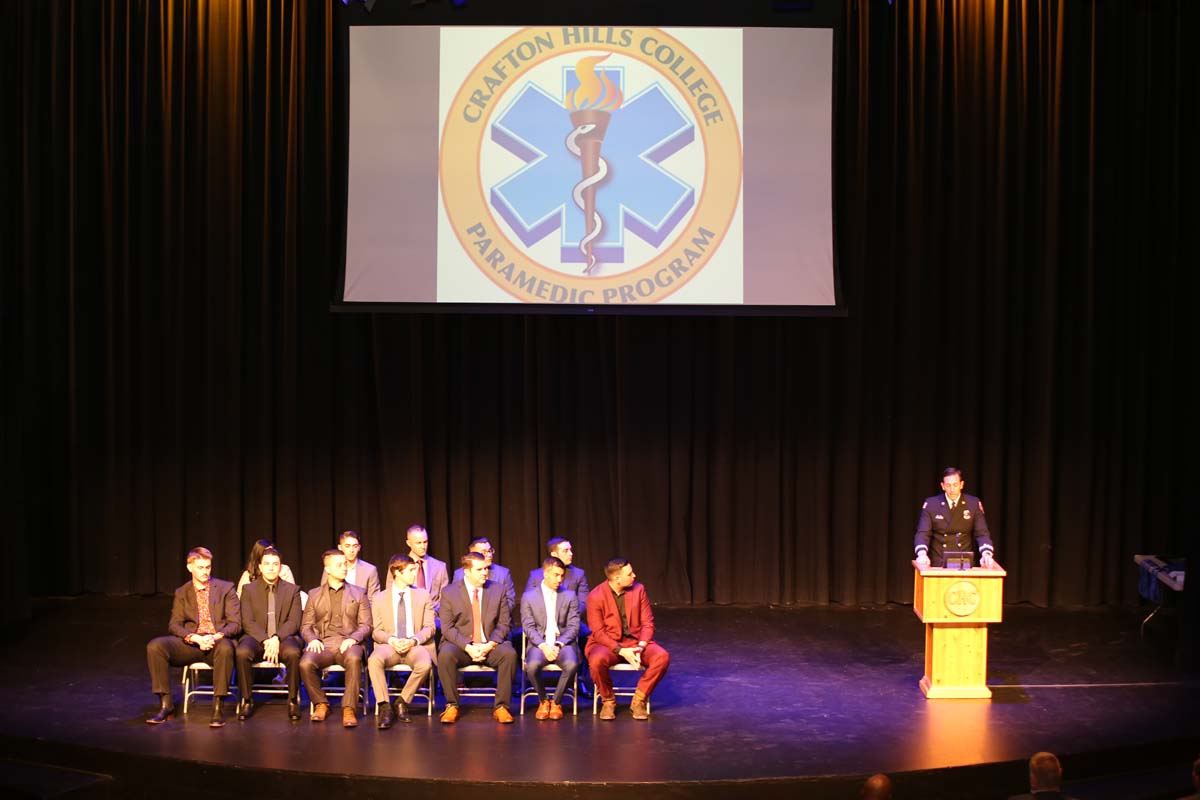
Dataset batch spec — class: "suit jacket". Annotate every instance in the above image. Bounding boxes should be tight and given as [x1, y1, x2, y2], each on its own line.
[240, 578, 302, 642]
[451, 563, 516, 612]
[384, 554, 450, 610]
[915, 492, 994, 565]
[168, 579, 241, 640]
[586, 582, 655, 654]
[322, 558, 381, 598]
[370, 585, 436, 660]
[525, 565, 590, 617]
[302, 582, 372, 645]
[520, 584, 580, 648]
[439, 579, 512, 650]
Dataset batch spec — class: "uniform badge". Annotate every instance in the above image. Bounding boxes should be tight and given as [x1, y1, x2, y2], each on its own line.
[934, 514, 944, 520]
[963, 510, 971, 520]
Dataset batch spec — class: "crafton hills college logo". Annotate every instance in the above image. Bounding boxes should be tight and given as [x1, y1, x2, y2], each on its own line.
[440, 27, 743, 304]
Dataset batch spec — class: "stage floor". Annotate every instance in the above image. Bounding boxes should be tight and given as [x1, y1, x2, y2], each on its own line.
[1, 596, 1197, 799]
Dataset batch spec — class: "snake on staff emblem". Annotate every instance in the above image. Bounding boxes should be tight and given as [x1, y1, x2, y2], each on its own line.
[565, 122, 608, 275]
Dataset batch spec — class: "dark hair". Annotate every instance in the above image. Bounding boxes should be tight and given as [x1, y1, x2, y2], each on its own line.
[604, 558, 630, 579]
[243, 539, 274, 582]
[461, 551, 487, 570]
[187, 546, 213, 564]
[338, 530, 362, 544]
[260, 546, 283, 564]
[468, 537, 492, 550]
[322, 548, 343, 565]
[942, 467, 964, 481]
[1028, 752, 1062, 791]
[388, 553, 415, 575]
[542, 556, 566, 573]
[546, 537, 569, 554]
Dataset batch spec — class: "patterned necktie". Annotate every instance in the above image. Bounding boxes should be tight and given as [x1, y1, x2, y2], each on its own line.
[266, 583, 277, 638]
[196, 585, 215, 635]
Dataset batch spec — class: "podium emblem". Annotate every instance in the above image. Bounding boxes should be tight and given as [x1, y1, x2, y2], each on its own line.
[944, 581, 981, 616]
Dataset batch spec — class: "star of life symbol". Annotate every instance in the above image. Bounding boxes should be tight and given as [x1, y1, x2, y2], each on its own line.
[489, 58, 695, 276]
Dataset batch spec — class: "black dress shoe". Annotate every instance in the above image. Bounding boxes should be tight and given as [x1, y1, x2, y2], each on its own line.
[237, 699, 255, 721]
[210, 698, 226, 728]
[288, 699, 301, 721]
[147, 695, 175, 724]
[395, 701, 413, 724]
[377, 701, 395, 730]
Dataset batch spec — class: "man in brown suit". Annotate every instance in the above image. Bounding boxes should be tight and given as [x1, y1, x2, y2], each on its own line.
[300, 549, 372, 727]
[145, 546, 240, 727]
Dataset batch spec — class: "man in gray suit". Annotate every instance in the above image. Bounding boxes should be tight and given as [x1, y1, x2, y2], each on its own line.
[300, 549, 372, 727]
[367, 553, 435, 729]
[520, 556, 580, 720]
[145, 547, 240, 727]
[235, 546, 303, 721]
[438, 552, 518, 724]
[384, 524, 449, 612]
[321, 530, 381, 598]
[451, 536, 516, 617]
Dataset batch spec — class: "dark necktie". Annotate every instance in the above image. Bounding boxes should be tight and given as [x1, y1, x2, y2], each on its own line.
[266, 583, 277, 638]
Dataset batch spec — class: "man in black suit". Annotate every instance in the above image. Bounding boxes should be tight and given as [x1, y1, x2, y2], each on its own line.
[438, 551, 518, 724]
[234, 546, 303, 721]
[451, 537, 517, 614]
[1008, 752, 1079, 800]
[300, 549, 372, 728]
[145, 546, 240, 727]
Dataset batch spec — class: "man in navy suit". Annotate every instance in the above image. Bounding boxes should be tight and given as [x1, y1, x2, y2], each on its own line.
[438, 552, 518, 724]
[145, 546, 240, 727]
[520, 556, 580, 720]
[915, 467, 996, 568]
[524, 538, 590, 624]
[234, 546, 303, 721]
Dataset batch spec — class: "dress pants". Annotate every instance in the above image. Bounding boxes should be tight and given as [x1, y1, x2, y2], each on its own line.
[234, 635, 302, 701]
[299, 642, 364, 706]
[588, 640, 670, 699]
[524, 642, 579, 704]
[367, 643, 433, 705]
[147, 635, 235, 697]
[437, 640, 517, 706]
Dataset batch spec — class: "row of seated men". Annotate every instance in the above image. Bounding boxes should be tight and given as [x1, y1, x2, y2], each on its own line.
[145, 527, 670, 728]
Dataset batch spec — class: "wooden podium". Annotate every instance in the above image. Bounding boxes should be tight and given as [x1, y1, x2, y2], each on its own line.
[912, 561, 1006, 699]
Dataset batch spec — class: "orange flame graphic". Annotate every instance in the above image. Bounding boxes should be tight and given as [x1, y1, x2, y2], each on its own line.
[564, 54, 623, 112]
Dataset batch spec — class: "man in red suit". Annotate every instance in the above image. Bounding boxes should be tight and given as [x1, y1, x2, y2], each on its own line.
[585, 558, 670, 720]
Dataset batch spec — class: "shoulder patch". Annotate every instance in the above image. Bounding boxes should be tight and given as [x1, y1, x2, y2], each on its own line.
[978, 501, 985, 514]
[922, 501, 927, 509]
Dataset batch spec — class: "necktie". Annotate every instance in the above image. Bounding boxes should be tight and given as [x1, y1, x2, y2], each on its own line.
[471, 587, 484, 643]
[266, 584, 277, 638]
[415, 560, 426, 589]
[196, 586, 215, 635]
[395, 591, 412, 638]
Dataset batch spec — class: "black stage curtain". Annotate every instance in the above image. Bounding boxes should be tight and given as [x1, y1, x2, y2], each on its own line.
[6, 2, 1194, 618]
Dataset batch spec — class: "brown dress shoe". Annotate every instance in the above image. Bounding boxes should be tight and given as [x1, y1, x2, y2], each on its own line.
[599, 698, 617, 720]
[493, 706, 515, 724]
[311, 702, 329, 722]
[342, 707, 358, 728]
[549, 702, 564, 720]
[440, 705, 460, 724]
[534, 700, 551, 720]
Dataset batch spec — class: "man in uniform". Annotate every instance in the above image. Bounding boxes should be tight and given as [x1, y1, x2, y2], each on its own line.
[915, 467, 996, 568]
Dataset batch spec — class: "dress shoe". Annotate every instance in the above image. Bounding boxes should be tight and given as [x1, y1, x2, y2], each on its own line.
[377, 701, 395, 730]
[440, 705, 459, 724]
[237, 699, 255, 721]
[209, 698, 226, 728]
[311, 702, 329, 722]
[599, 698, 617, 720]
[394, 701, 413, 724]
[549, 702, 564, 720]
[342, 707, 358, 728]
[493, 705, 514, 724]
[147, 695, 175, 724]
[534, 699, 551, 720]
[287, 698, 301, 721]
[630, 692, 649, 720]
